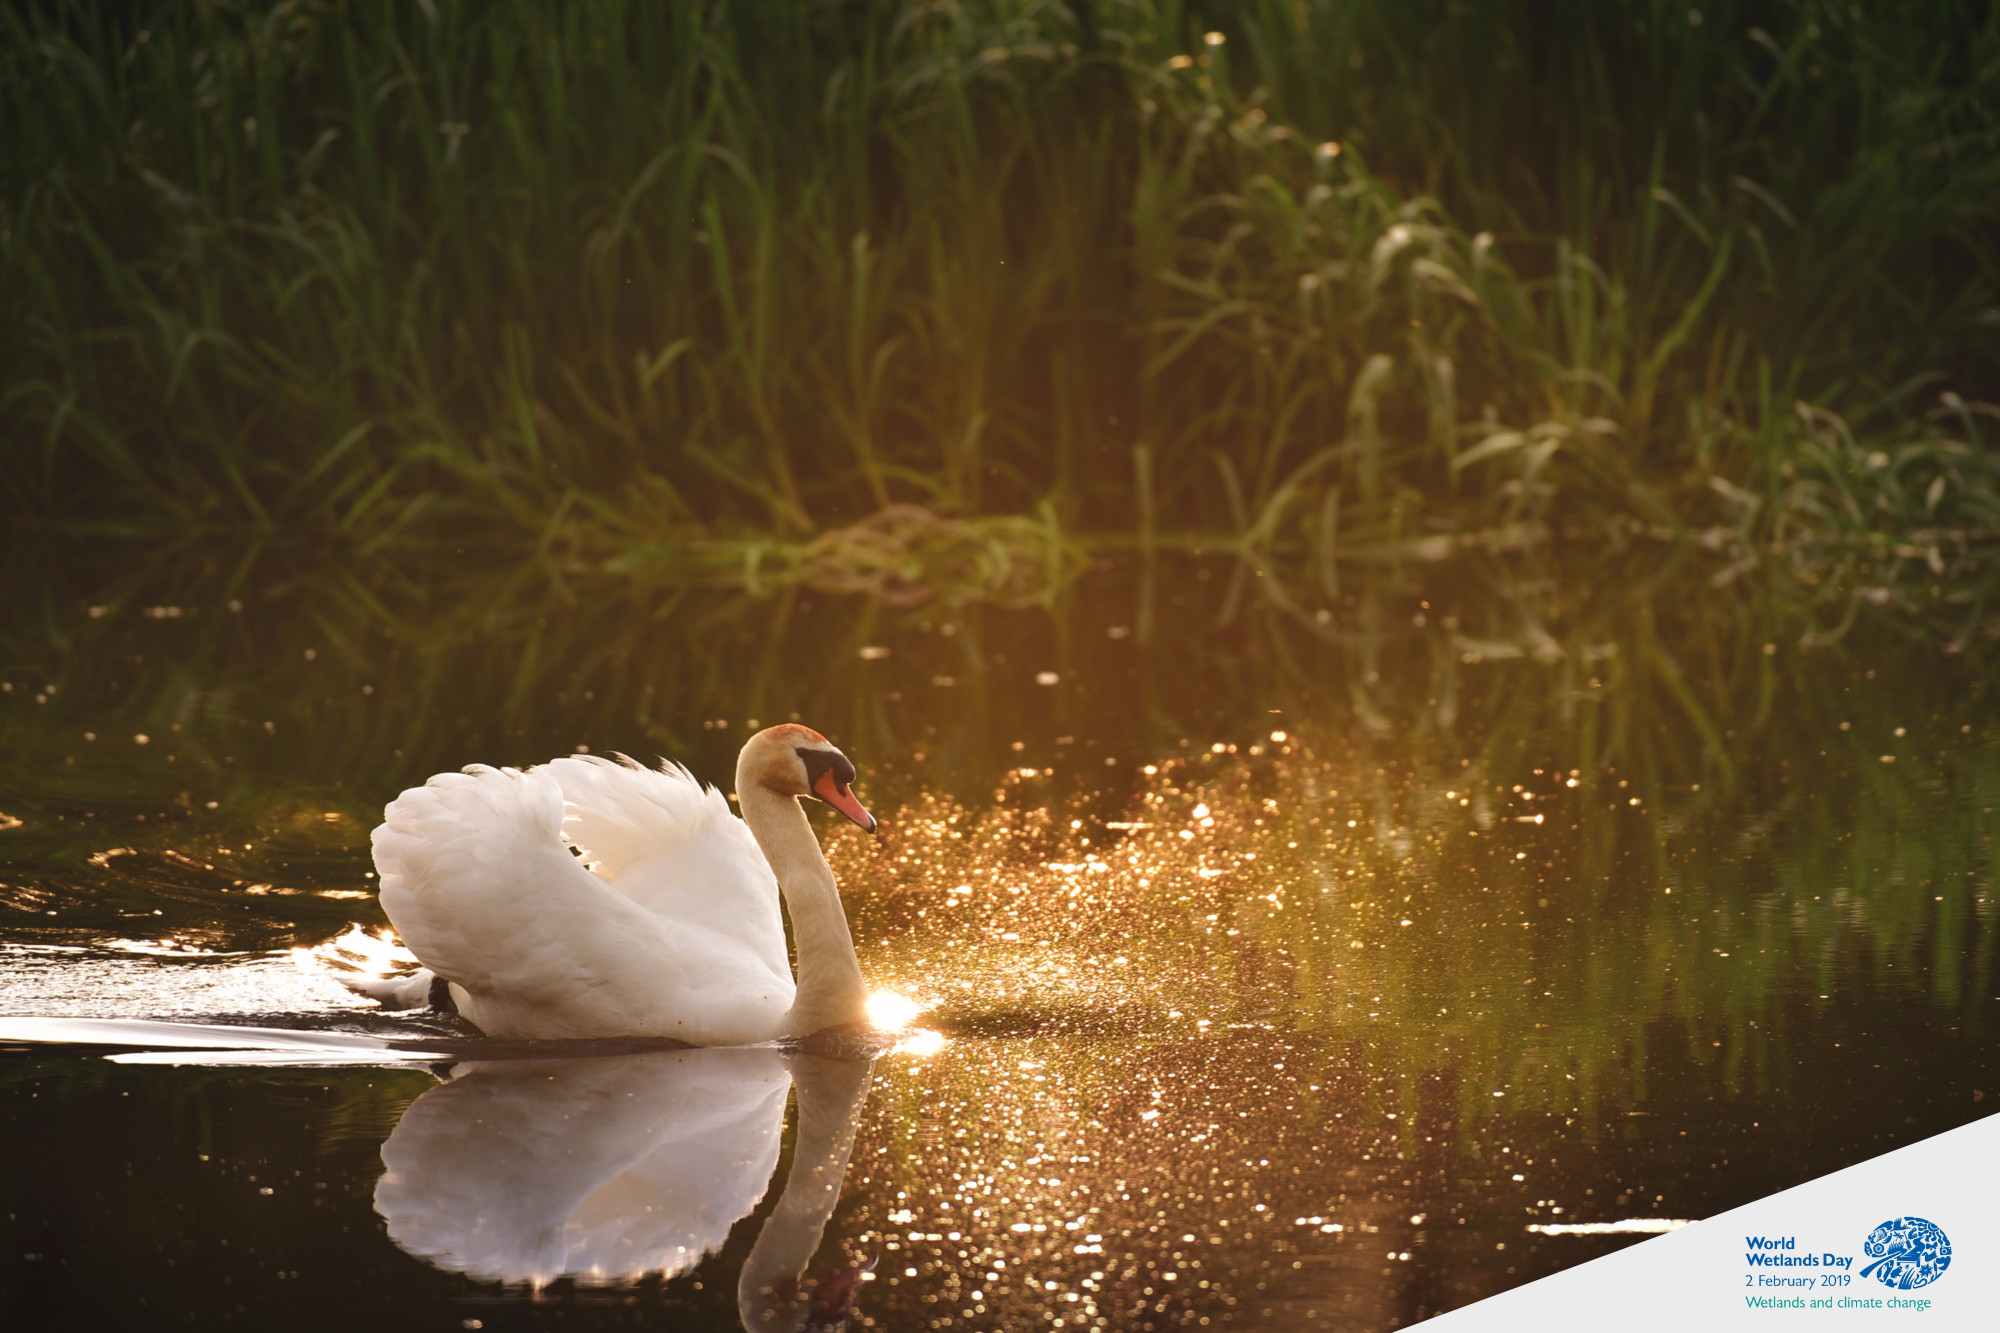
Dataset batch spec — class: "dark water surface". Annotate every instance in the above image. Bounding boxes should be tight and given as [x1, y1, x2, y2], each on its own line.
[1, 581, 1996, 1331]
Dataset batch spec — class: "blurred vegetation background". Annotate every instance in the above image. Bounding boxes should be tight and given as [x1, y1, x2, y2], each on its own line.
[3, 0, 1999, 772]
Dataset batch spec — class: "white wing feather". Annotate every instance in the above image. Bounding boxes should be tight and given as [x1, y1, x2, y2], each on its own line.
[542, 753, 789, 980]
[370, 763, 793, 1042]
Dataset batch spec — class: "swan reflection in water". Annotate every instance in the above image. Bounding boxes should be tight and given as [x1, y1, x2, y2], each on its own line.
[375, 1045, 875, 1330]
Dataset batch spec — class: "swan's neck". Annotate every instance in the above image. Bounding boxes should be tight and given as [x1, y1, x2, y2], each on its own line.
[738, 785, 869, 1036]
[737, 1055, 874, 1331]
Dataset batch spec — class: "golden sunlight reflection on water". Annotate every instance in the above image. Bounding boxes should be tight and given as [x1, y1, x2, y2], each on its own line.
[2, 722, 1985, 1330]
[846, 1025, 1460, 1329]
[785, 729, 1981, 1328]
[865, 989, 929, 1030]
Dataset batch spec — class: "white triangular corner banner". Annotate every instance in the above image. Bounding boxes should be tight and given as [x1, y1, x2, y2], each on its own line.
[1428, 1112, 2000, 1331]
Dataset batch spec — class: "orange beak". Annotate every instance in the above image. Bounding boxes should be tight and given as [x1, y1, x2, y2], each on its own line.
[812, 769, 878, 833]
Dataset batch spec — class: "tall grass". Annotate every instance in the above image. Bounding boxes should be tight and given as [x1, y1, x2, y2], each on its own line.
[3, 0, 1998, 762]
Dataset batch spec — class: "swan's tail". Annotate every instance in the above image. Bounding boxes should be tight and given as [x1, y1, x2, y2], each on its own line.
[294, 924, 437, 1009]
[338, 968, 439, 1010]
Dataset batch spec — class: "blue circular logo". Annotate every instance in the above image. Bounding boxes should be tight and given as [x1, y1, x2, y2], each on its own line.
[1860, 1217, 1951, 1290]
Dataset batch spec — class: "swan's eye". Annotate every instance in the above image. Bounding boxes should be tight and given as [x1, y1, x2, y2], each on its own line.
[795, 746, 857, 792]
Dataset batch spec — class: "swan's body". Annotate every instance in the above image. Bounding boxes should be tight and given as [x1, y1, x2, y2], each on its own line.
[357, 726, 876, 1044]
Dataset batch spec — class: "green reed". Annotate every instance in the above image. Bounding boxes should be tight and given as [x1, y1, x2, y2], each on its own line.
[3, 0, 1998, 779]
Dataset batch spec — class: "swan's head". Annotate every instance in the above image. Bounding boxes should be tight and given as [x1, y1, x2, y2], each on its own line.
[739, 725, 878, 833]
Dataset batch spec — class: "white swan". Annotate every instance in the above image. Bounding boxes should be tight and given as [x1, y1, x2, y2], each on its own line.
[352, 725, 878, 1043]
